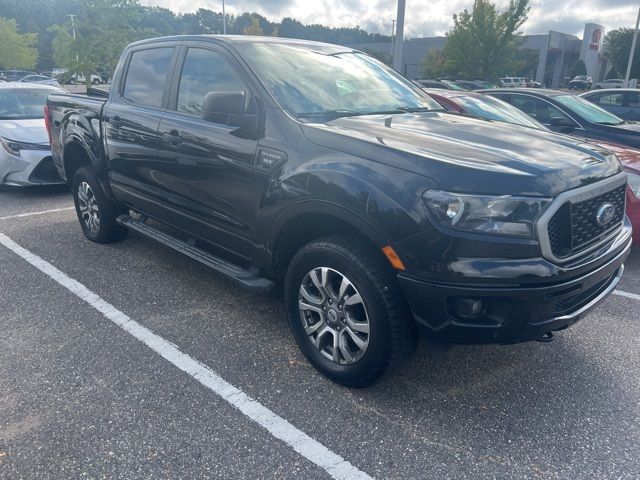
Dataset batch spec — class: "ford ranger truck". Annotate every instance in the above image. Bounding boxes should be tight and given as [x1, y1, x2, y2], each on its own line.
[46, 36, 632, 387]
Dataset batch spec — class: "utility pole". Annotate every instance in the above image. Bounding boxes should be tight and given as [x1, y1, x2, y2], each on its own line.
[388, 19, 396, 58]
[222, 0, 226, 35]
[67, 14, 77, 39]
[625, 5, 640, 85]
[392, 0, 406, 74]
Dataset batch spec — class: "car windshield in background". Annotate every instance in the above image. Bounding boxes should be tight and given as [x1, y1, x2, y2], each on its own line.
[555, 94, 624, 125]
[455, 95, 545, 130]
[238, 43, 441, 121]
[0, 89, 55, 119]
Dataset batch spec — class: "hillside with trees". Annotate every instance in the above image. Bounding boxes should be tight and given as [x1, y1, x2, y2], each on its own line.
[0, 0, 390, 74]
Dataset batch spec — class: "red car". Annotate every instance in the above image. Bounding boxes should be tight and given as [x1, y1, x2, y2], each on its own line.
[424, 89, 640, 243]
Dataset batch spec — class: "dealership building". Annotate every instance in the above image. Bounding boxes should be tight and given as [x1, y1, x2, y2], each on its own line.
[348, 23, 609, 87]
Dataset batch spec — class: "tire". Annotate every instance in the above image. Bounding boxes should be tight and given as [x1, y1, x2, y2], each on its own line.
[284, 234, 418, 387]
[72, 166, 128, 243]
[69, 78, 76, 85]
[92, 78, 100, 85]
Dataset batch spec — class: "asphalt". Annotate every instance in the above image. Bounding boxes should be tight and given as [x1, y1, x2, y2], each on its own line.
[0, 186, 639, 479]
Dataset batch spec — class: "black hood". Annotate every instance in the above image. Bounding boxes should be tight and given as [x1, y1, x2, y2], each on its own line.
[303, 112, 622, 197]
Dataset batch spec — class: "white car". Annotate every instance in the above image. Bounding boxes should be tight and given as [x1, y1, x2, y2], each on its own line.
[17, 75, 60, 87]
[593, 79, 628, 89]
[499, 77, 527, 88]
[0, 83, 66, 186]
[68, 73, 102, 85]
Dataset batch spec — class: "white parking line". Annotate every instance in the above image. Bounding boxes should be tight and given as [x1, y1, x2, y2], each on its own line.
[0, 233, 372, 480]
[613, 289, 640, 301]
[0, 207, 75, 221]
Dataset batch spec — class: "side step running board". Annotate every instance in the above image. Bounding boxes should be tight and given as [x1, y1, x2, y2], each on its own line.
[116, 215, 274, 292]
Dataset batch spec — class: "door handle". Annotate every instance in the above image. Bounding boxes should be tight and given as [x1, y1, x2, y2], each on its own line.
[162, 131, 183, 146]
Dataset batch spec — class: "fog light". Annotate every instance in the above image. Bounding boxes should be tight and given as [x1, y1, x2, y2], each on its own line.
[450, 298, 484, 320]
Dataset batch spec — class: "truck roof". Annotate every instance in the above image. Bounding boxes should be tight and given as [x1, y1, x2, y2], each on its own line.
[127, 34, 356, 54]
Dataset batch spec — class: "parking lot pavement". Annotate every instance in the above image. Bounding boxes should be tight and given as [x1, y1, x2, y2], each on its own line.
[1, 187, 639, 479]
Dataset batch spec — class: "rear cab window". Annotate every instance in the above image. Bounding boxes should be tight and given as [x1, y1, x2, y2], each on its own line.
[122, 47, 174, 108]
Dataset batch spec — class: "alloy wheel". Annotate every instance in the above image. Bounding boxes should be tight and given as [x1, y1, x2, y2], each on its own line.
[298, 267, 370, 365]
[77, 181, 100, 233]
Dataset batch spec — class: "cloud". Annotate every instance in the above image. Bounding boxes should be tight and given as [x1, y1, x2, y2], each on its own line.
[140, 0, 639, 38]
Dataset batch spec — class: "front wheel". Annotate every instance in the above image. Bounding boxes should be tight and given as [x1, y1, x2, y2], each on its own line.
[284, 235, 417, 387]
[72, 166, 128, 243]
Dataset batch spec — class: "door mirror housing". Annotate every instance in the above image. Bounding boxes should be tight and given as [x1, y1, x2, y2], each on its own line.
[202, 91, 260, 137]
[202, 91, 246, 123]
[549, 116, 576, 132]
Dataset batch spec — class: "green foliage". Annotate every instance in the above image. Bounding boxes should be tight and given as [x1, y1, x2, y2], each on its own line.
[423, 0, 530, 80]
[360, 47, 392, 66]
[0, 17, 38, 69]
[1, 0, 390, 72]
[50, 0, 157, 85]
[605, 28, 640, 79]
[243, 17, 265, 36]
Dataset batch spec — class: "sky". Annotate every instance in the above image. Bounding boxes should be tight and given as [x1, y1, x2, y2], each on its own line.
[140, 0, 640, 38]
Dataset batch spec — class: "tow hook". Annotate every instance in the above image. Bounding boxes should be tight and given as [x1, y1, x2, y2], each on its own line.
[536, 332, 554, 343]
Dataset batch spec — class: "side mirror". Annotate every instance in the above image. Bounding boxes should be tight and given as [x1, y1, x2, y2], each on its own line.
[202, 91, 246, 124]
[202, 91, 260, 137]
[549, 116, 576, 132]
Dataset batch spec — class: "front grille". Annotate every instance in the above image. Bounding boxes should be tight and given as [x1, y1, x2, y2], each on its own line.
[547, 184, 625, 259]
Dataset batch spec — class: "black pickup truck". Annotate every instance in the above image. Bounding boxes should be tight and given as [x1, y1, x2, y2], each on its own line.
[46, 35, 632, 386]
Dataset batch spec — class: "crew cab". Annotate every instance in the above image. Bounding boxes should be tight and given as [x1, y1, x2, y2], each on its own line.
[46, 36, 632, 387]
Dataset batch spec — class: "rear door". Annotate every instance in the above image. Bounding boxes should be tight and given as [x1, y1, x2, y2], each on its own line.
[104, 43, 179, 212]
[624, 91, 640, 121]
[154, 43, 262, 258]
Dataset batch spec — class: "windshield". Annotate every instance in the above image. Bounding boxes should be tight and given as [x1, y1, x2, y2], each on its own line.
[555, 94, 624, 125]
[440, 80, 467, 91]
[238, 43, 441, 121]
[0, 89, 58, 119]
[454, 94, 546, 130]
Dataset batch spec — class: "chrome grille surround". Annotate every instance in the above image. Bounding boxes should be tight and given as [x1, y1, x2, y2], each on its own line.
[536, 172, 628, 264]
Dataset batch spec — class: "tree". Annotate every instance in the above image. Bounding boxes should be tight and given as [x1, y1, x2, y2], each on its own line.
[421, 49, 450, 77]
[51, 0, 157, 85]
[360, 47, 391, 66]
[0, 17, 38, 69]
[428, 0, 530, 80]
[243, 17, 264, 36]
[605, 28, 640, 79]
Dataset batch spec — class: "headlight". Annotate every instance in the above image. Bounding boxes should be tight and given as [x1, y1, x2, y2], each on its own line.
[423, 189, 551, 238]
[628, 172, 640, 199]
[0, 137, 49, 156]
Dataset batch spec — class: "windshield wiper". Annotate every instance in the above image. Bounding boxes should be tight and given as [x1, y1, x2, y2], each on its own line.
[296, 108, 408, 122]
[394, 106, 437, 113]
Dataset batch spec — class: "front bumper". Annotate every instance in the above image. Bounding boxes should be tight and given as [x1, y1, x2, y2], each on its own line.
[0, 148, 63, 186]
[397, 227, 632, 345]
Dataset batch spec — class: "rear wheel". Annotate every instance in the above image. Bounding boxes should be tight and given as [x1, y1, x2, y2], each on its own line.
[72, 166, 128, 243]
[285, 235, 417, 387]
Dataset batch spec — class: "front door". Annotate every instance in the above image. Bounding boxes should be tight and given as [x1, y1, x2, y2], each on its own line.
[155, 45, 261, 259]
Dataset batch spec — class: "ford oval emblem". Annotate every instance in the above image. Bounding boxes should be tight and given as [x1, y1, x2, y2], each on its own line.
[596, 203, 616, 227]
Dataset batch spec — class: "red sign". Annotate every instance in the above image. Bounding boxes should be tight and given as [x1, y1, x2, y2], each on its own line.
[589, 28, 602, 50]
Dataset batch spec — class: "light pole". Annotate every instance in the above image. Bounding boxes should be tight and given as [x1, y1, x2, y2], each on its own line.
[392, 0, 406, 74]
[67, 14, 77, 39]
[388, 19, 396, 58]
[222, 0, 226, 35]
[625, 5, 640, 85]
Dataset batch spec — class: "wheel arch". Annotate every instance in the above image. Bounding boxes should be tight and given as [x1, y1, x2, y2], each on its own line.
[267, 200, 392, 278]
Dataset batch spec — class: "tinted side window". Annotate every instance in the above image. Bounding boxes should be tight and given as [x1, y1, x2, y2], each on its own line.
[176, 48, 247, 116]
[597, 93, 623, 106]
[123, 48, 173, 108]
[628, 92, 640, 107]
[511, 95, 569, 123]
